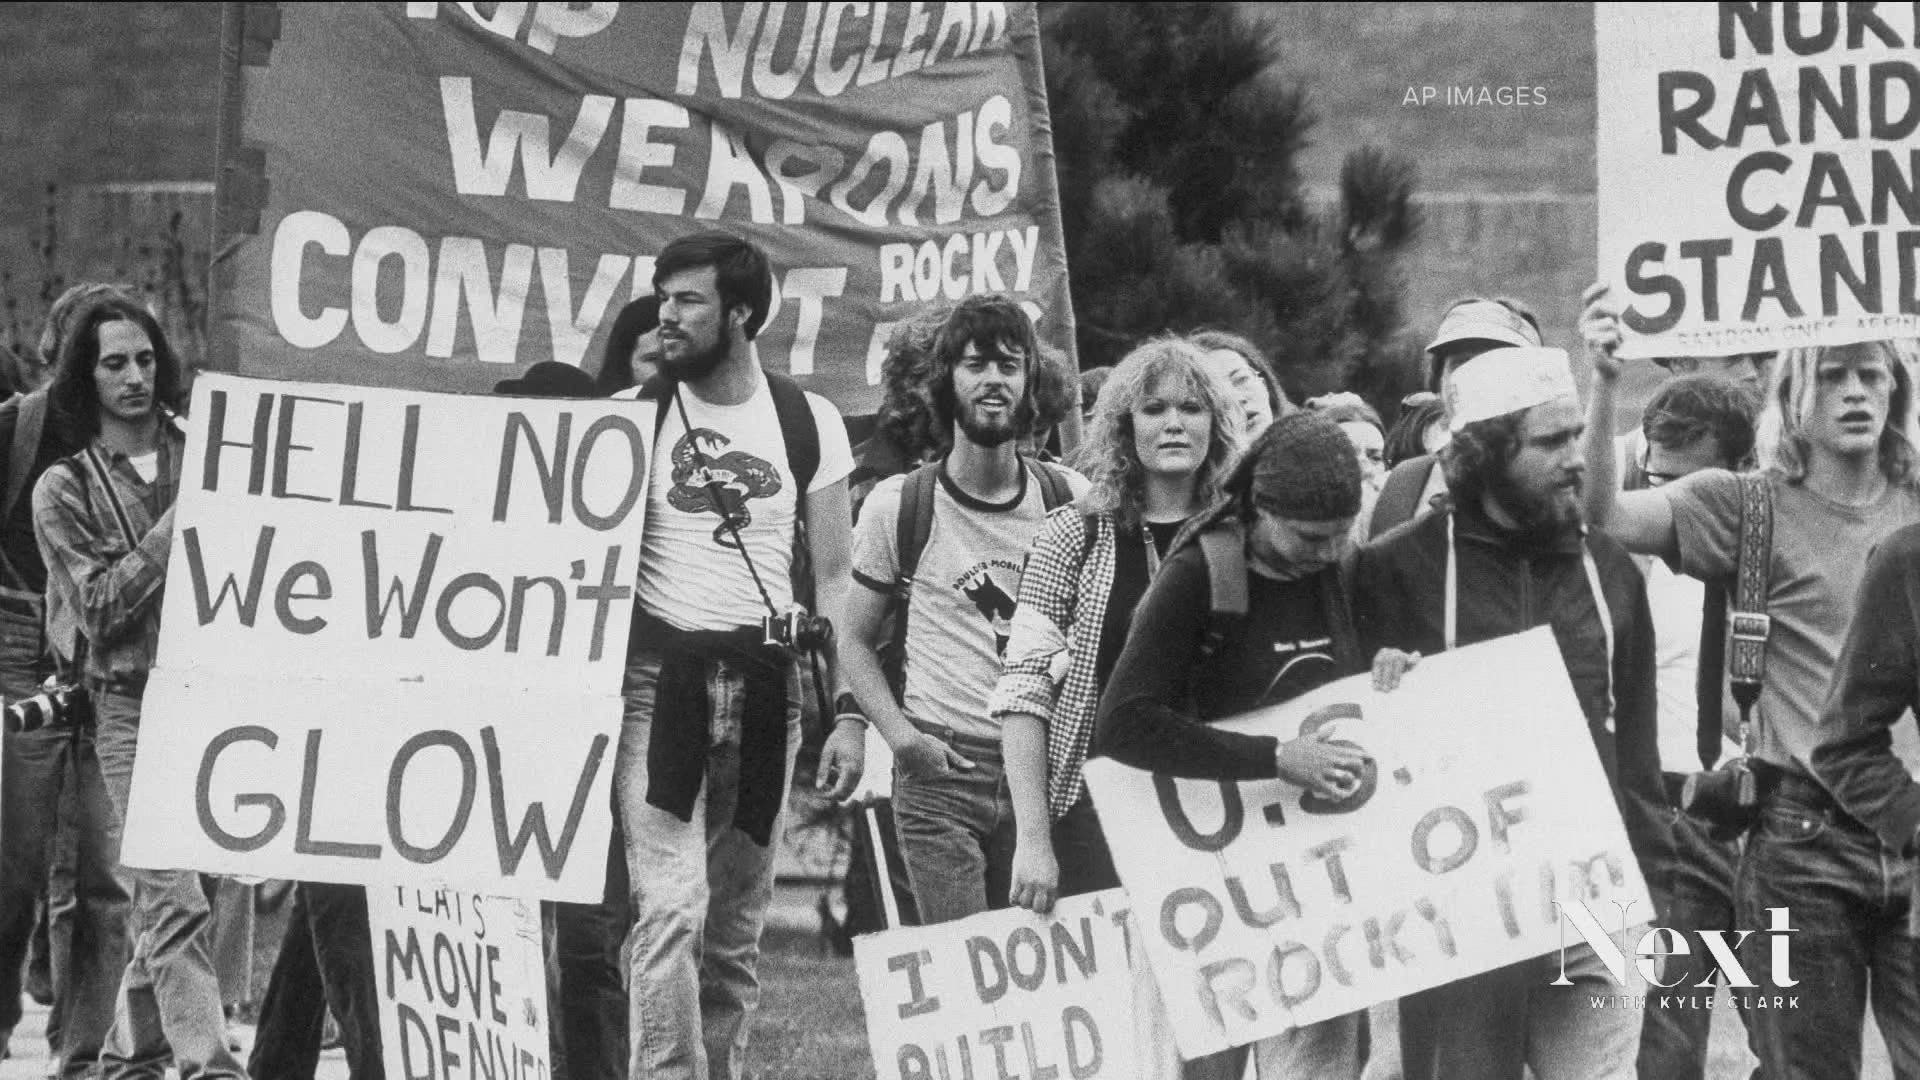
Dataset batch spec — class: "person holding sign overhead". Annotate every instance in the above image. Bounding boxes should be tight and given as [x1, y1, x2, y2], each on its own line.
[615, 232, 866, 1080]
[1093, 410, 1371, 1080]
[31, 294, 245, 1079]
[1583, 284, 1920, 1079]
[991, 337, 1243, 915]
[1356, 344, 1663, 1080]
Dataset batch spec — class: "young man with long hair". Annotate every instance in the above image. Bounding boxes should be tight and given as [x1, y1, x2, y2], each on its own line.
[33, 294, 246, 1079]
[1584, 282, 1920, 1077]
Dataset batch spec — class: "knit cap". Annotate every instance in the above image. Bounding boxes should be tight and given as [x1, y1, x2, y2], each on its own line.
[1244, 410, 1363, 522]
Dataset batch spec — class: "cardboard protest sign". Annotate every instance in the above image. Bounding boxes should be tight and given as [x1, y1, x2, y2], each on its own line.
[1596, 4, 1920, 357]
[1083, 630, 1650, 1060]
[855, 890, 1143, 1080]
[211, 2, 1075, 411]
[120, 374, 637, 900]
[368, 887, 550, 1080]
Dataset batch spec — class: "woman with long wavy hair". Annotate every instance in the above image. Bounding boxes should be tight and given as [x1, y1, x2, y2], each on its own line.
[989, 336, 1241, 910]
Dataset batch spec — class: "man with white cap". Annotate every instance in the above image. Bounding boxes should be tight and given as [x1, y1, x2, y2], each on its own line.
[1366, 297, 1544, 537]
[1355, 345, 1664, 1080]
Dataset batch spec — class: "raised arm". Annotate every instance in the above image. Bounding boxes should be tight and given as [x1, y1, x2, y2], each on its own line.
[1579, 283, 1680, 560]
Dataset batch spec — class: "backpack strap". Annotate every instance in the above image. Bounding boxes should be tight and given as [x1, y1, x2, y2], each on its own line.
[1195, 523, 1249, 664]
[1, 391, 40, 520]
[1027, 458, 1073, 511]
[880, 462, 941, 702]
[1369, 456, 1435, 539]
[1725, 472, 1773, 750]
[764, 371, 821, 500]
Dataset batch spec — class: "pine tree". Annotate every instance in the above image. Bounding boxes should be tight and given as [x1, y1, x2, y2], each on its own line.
[1042, 3, 1422, 402]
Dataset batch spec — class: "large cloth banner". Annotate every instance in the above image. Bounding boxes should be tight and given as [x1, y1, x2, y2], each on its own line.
[1082, 630, 1650, 1060]
[368, 887, 551, 1080]
[1596, 4, 1920, 357]
[211, 2, 1075, 410]
[855, 890, 1146, 1080]
[120, 374, 639, 900]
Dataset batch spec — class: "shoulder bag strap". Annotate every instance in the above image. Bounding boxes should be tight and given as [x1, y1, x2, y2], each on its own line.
[1726, 472, 1773, 752]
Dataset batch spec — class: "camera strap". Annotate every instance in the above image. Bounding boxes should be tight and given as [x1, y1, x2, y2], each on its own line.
[1724, 472, 1773, 759]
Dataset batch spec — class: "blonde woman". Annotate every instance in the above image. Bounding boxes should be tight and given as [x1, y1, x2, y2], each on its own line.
[990, 337, 1242, 912]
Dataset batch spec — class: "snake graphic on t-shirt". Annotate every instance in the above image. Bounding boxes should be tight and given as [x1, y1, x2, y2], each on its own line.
[666, 428, 782, 547]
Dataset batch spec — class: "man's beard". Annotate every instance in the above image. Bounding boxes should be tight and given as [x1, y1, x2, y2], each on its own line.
[659, 332, 728, 381]
[956, 397, 1020, 448]
[1485, 468, 1583, 547]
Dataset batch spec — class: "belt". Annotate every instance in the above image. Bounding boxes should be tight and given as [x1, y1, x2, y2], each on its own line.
[1752, 762, 1844, 815]
[909, 717, 1002, 761]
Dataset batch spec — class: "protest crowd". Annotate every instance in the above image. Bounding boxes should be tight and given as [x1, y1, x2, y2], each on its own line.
[6, 5, 1920, 1080]
[3, 228, 1919, 1080]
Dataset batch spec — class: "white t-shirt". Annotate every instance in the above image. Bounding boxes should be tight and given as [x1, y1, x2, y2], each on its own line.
[636, 371, 853, 631]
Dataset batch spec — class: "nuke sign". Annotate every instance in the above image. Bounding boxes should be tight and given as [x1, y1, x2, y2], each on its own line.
[1551, 899, 1798, 992]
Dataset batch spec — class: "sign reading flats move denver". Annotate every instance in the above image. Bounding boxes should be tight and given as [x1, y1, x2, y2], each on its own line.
[209, 2, 1075, 411]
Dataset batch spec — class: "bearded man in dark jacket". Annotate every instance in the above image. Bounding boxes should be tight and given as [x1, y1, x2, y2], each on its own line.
[1353, 345, 1664, 1080]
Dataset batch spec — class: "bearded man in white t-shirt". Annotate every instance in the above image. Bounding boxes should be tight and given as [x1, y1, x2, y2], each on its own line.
[616, 232, 865, 1080]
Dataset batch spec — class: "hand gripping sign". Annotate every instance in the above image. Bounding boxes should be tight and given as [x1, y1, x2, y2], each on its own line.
[1082, 629, 1651, 1060]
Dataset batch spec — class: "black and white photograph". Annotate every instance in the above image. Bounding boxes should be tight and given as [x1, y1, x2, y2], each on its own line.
[1, 3, 1916, 1079]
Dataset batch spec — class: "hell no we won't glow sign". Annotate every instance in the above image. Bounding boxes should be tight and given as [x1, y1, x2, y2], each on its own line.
[1083, 630, 1650, 1061]
[214, 2, 1074, 411]
[121, 375, 643, 902]
[1597, 3, 1920, 357]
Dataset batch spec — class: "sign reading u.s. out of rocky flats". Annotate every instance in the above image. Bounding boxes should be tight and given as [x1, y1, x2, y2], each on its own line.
[1596, 3, 1920, 358]
[119, 374, 641, 901]
[1082, 630, 1651, 1060]
[211, 2, 1075, 411]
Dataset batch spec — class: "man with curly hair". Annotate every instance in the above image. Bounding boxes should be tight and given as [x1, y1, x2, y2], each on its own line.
[839, 294, 1085, 925]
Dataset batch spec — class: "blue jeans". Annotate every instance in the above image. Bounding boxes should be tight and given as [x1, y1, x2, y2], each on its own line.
[890, 725, 1015, 926]
[1398, 941, 1642, 1079]
[1736, 783, 1920, 1079]
[93, 686, 248, 1080]
[0, 594, 129, 1077]
[614, 648, 801, 1080]
[1637, 780, 1754, 1080]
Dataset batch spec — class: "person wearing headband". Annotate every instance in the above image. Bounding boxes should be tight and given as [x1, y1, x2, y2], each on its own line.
[1095, 410, 1373, 1080]
[1355, 345, 1663, 1080]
